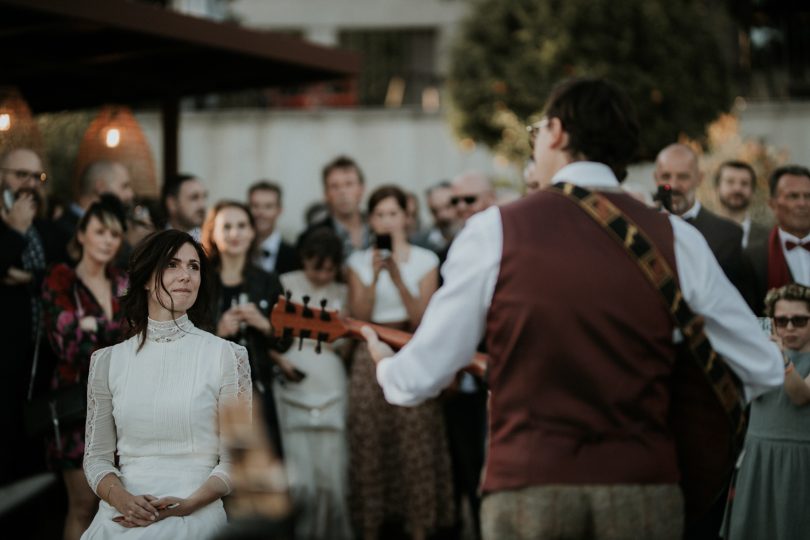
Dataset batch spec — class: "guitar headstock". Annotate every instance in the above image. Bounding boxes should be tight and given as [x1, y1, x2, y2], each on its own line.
[270, 291, 349, 353]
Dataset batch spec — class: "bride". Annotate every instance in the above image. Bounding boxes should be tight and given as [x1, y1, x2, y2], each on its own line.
[81, 229, 251, 539]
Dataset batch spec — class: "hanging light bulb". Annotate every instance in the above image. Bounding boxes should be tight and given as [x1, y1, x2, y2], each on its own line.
[105, 127, 121, 148]
[76, 105, 158, 197]
[0, 113, 10, 131]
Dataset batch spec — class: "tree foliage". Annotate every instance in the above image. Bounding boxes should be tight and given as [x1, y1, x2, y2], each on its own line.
[448, 0, 733, 162]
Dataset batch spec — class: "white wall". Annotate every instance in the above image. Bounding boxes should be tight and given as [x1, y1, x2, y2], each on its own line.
[135, 108, 510, 240]
[136, 101, 810, 240]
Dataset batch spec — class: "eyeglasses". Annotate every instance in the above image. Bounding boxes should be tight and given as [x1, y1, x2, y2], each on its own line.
[1, 167, 47, 183]
[450, 195, 478, 206]
[526, 118, 549, 150]
[773, 315, 810, 328]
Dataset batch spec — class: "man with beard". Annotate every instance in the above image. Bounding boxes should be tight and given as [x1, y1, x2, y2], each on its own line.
[654, 144, 753, 307]
[714, 160, 770, 248]
[297, 155, 369, 262]
[0, 147, 67, 483]
[161, 173, 208, 241]
[746, 165, 810, 314]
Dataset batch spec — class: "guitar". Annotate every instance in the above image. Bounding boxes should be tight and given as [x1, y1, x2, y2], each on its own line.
[270, 292, 742, 525]
[269, 293, 488, 377]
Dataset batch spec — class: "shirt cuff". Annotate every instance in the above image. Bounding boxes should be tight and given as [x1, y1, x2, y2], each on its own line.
[375, 356, 419, 407]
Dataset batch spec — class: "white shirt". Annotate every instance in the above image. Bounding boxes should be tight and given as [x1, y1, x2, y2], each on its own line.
[348, 245, 439, 323]
[741, 215, 753, 249]
[681, 200, 702, 222]
[256, 230, 283, 273]
[778, 228, 810, 285]
[376, 162, 784, 406]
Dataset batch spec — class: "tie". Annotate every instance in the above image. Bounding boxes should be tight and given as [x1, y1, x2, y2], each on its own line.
[785, 241, 810, 252]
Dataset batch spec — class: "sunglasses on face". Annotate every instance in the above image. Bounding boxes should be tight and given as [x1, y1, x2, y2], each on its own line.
[1, 167, 47, 183]
[450, 195, 478, 206]
[773, 315, 810, 328]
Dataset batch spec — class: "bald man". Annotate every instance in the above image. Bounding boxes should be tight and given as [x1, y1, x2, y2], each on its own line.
[58, 160, 134, 240]
[654, 144, 756, 306]
[451, 171, 496, 223]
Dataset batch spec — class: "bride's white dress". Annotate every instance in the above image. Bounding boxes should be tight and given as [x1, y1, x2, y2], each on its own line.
[81, 316, 251, 539]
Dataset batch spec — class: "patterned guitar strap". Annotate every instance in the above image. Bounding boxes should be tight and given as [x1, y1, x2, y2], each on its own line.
[547, 182, 747, 442]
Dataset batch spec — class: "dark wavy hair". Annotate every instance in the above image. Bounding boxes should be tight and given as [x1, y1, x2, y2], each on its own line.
[367, 184, 408, 215]
[200, 200, 258, 272]
[121, 229, 213, 349]
[298, 228, 344, 276]
[542, 77, 640, 182]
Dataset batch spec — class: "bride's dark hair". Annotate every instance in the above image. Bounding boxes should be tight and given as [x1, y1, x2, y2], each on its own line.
[121, 229, 213, 349]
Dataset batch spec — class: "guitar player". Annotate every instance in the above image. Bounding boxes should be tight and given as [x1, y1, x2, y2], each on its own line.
[361, 78, 784, 539]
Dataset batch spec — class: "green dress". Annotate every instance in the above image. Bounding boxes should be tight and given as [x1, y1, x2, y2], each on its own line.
[725, 350, 810, 540]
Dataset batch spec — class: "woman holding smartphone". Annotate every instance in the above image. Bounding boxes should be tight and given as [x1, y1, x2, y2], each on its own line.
[346, 185, 454, 540]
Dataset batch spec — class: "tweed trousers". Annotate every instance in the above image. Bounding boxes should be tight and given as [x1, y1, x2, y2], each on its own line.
[481, 484, 683, 540]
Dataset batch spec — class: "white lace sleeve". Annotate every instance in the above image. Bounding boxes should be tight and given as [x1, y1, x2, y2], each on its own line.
[209, 341, 252, 492]
[83, 347, 122, 495]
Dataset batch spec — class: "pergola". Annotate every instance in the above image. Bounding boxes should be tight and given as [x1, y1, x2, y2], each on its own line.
[0, 0, 360, 179]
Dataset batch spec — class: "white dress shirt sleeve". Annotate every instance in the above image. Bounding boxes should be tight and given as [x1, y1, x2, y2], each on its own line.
[670, 216, 784, 401]
[375, 207, 503, 406]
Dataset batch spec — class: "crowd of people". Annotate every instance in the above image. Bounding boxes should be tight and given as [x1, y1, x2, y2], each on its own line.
[1, 76, 810, 540]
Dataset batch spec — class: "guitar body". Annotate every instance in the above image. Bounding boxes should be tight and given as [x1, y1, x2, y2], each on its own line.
[669, 344, 747, 525]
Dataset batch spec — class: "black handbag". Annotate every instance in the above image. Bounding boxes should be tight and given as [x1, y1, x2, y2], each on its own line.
[23, 283, 89, 449]
[23, 383, 87, 442]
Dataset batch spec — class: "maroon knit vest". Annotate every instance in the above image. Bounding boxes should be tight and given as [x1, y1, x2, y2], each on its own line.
[482, 189, 680, 494]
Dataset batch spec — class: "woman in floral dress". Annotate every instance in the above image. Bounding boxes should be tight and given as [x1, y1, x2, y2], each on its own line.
[42, 198, 128, 540]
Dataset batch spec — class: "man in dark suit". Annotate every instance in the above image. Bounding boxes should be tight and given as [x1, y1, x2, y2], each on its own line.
[713, 160, 771, 248]
[0, 147, 68, 484]
[247, 180, 299, 275]
[654, 144, 753, 306]
[745, 165, 810, 315]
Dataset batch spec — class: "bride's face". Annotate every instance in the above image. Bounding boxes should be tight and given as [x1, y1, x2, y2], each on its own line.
[147, 242, 202, 318]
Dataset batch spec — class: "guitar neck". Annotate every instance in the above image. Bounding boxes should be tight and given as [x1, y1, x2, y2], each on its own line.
[344, 318, 487, 378]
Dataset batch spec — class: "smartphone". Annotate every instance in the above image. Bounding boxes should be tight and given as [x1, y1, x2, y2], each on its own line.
[653, 184, 673, 213]
[374, 233, 392, 254]
[2, 189, 14, 211]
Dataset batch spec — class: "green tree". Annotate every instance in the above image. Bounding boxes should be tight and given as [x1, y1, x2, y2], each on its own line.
[448, 0, 733, 162]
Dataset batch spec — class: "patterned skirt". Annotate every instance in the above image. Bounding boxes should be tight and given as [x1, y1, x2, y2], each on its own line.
[348, 344, 455, 538]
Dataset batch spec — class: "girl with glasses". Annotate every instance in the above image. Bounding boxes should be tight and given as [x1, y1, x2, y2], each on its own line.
[723, 283, 810, 539]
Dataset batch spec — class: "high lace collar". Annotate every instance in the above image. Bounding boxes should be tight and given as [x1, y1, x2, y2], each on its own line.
[146, 314, 195, 343]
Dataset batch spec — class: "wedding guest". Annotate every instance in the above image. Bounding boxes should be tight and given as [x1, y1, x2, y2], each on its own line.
[274, 228, 352, 540]
[346, 185, 454, 539]
[724, 283, 810, 539]
[41, 197, 129, 540]
[201, 200, 285, 455]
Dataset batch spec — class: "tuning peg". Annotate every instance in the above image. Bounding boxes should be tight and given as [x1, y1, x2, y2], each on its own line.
[302, 295, 314, 318]
[315, 337, 322, 354]
[284, 290, 295, 313]
[320, 298, 331, 321]
[298, 336, 304, 351]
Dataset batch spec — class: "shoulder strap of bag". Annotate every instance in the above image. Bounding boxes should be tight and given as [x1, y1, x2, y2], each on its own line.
[546, 182, 747, 439]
